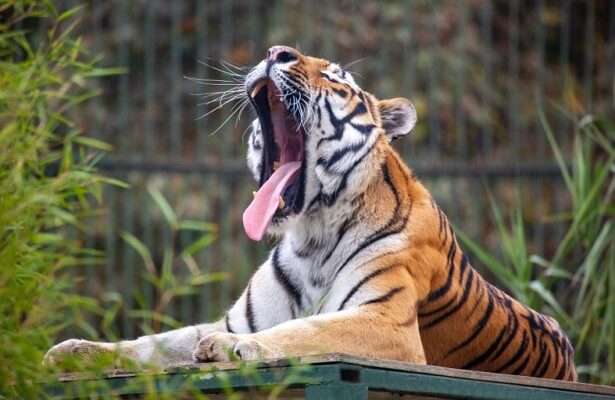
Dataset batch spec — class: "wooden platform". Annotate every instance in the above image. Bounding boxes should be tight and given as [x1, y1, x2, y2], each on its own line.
[45, 353, 615, 399]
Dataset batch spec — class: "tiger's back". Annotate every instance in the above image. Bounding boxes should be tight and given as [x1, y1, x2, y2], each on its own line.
[358, 149, 577, 380]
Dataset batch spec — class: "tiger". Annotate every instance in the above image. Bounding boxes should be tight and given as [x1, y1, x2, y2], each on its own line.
[45, 46, 577, 381]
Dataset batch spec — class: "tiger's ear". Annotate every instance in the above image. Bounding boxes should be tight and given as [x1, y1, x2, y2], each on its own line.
[378, 98, 417, 142]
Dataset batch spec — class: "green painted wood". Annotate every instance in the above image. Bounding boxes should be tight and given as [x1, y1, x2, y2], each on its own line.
[305, 382, 368, 400]
[359, 366, 613, 400]
[42, 357, 615, 399]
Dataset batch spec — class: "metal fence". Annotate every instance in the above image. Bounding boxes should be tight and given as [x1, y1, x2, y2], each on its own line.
[70, 0, 614, 339]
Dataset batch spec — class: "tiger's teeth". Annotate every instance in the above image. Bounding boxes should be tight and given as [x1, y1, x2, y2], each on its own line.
[252, 191, 257, 198]
[250, 80, 267, 99]
[278, 196, 285, 209]
[273, 161, 280, 171]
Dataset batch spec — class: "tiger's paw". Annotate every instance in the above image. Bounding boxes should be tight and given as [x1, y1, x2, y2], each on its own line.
[44, 339, 115, 368]
[192, 332, 283, 363]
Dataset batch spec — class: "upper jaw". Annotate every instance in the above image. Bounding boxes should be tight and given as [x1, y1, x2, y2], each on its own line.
[245, 61, 307, 218]
[245, 61, 268, 99]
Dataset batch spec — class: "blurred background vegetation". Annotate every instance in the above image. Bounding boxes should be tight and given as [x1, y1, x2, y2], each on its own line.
[0, 0, 613, 396]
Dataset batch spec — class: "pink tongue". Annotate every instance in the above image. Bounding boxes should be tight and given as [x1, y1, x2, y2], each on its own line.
[243, 161, 301, 241]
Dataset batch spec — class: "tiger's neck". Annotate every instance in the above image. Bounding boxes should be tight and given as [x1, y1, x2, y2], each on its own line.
[281, 140, 429, 288]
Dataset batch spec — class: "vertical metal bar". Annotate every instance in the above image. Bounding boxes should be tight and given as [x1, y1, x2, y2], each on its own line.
[180, 182, 193, 324]
[196, 0, 212, 322]
[450, 0, 468, 225]
[533, 0, 546, 255]
[480, 1, 493, 158]
[144, 0, 157, 156]
[377, 9, 389, 96]
[249, 0, 261, 56]
[142, 0, 157, 324]
[508, 0, 520, 176]
[170, 1, 183, 157]
[583, 0, 595, 112]
[219, 0, 233, 310]
[115, 0, 130, 155]
[427, 1, 440, 156]
[114, 0, 131, 337]
[402, 1, 416, 160]
[122, 173, 135, 338]
[301, 0, 314, 54]
[105, 185, 117, 296]
[555, 0, 572, 243]
[85, 1, 104, 326]
[455, 1, 467, 161]
[610, 1, 615, 114]
[322, 2, 334, 60]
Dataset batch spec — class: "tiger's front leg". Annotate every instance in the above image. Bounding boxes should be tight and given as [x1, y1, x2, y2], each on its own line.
[194, 267, 427, 364]
[44, 320, 227, 368]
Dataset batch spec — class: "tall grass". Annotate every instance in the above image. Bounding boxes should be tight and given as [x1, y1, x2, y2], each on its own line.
[1, 4, 307, 397]
[0, 1, 122, 396]
[457, 108, 614, 384]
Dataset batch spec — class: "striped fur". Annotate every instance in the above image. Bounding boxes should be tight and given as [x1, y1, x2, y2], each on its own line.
[45, 48, 576, 381]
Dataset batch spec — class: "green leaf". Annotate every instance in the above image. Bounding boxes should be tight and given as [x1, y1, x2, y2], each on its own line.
[147, 184, 177, 228]
[72, 135, 113, 151]
[57, 5, 86, 22]
[178, 220, 218, 232]
[187, 272, 227, 286]
[120, 231, 156, 275]
[182, 233, 217, 256]
[528, 280, 573, 330]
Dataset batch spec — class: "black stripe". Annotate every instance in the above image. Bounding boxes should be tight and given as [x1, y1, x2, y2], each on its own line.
[512, 353, 531, 375]
[530, 340, 548, 376]
[440, 211, 449, 247]
[225, 314, 234, 334]
[338, 265, 399, 311]
[421, 262, 471, 320]
[362, 286, 404, 306]
[549, 334, 561, 378]
[464, 274, 487, 317]
[332, 162, 410, 279]
[418, 295, 457, 318]
[318, 142, 376, 207]
[536, 348, 552, 377]
[447, 290, 495, 356]
[246, 283, 256, 333]
[495, 331, 529, 373]
[555, 359, 567, 380]
[318, 141, 366, 170]
[332, 87, 348, 98]
[349, 122, 376, 134]
[490, 312, 520, 362]
[426, 240, 457, 302]
[422, 267, 475, 329]
[462, 311, 512, 369]
[320, 209, 361, 266]
[272, 247, 303, 309]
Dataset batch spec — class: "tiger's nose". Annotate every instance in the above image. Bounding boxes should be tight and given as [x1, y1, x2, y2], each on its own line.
[266, 46, 299, 64]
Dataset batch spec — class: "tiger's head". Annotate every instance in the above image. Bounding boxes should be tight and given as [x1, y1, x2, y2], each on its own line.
[243, 46, 416, 241]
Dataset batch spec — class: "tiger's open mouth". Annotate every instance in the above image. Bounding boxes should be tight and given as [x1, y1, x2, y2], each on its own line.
[242, 79, 306, 241]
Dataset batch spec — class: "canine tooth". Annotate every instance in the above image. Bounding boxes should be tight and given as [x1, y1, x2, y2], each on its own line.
[278, 196, 285, 209]
[273, 161, 280, 171]
[250, 81, 267, 98]
[252, 191, 257, 198]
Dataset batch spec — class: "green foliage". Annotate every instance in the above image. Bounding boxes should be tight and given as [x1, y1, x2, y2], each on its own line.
[456, 108, 615, 384]
[0, 1, 120, 396]
[120, 184, 222, 336]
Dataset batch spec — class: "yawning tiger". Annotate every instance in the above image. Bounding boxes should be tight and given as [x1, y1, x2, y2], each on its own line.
[45, 46, 577, 381]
